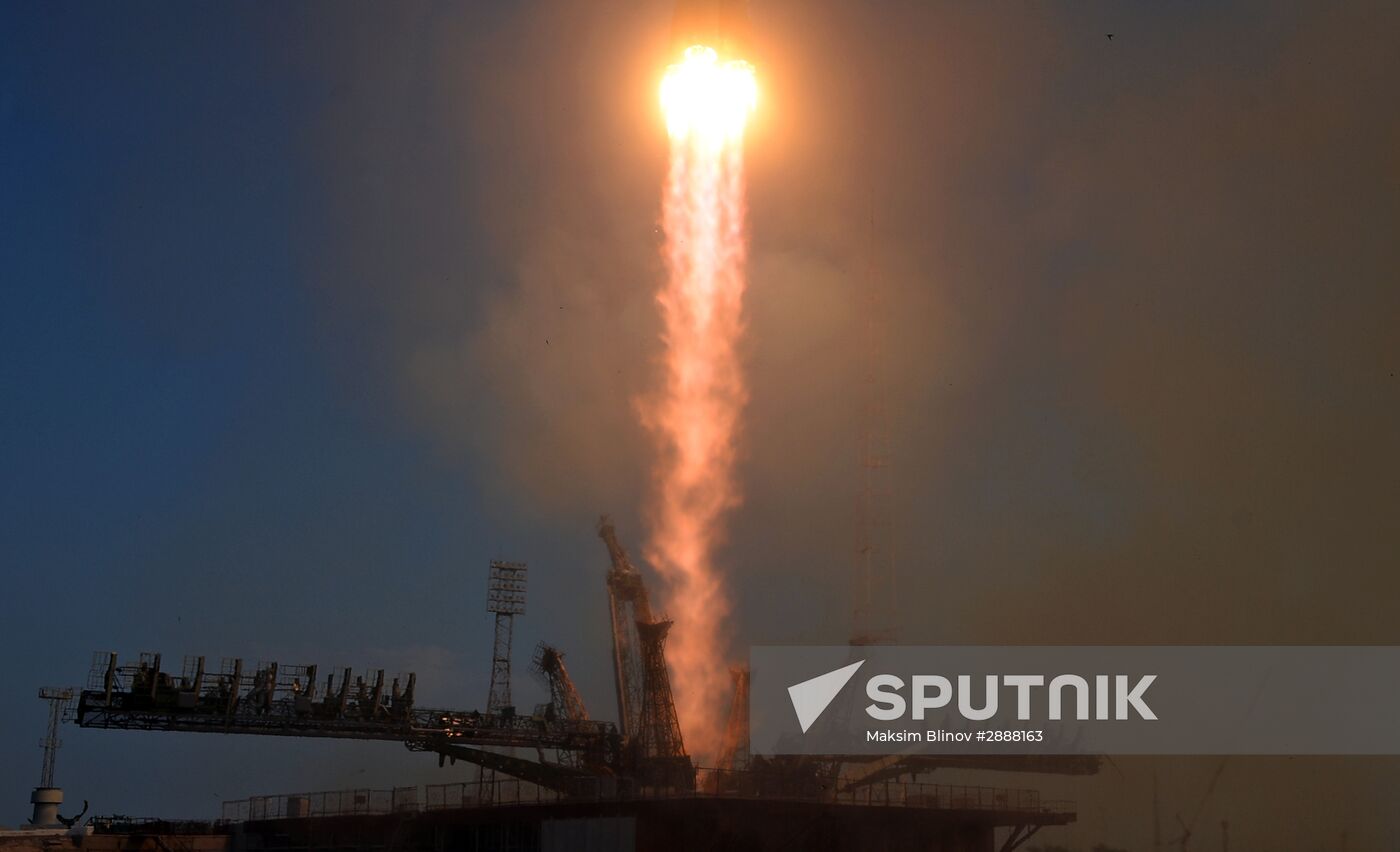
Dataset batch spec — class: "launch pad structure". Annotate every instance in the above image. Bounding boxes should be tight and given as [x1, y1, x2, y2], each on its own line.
[60, 516, 1095, 851]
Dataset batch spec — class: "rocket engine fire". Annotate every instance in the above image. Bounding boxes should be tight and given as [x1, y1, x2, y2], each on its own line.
[641, 1, 758, 762]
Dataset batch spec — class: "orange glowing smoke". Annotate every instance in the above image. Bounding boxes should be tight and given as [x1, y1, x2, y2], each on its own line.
[642, 45, 757, 761]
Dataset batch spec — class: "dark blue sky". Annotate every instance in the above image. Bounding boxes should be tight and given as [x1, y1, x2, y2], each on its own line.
[3, 1, 1399, 847]
[1, 2, 583, 820]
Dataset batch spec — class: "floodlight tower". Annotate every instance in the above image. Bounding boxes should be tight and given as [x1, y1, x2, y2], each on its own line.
[31, 687, 74, 826]
[486, 560, 527, 713]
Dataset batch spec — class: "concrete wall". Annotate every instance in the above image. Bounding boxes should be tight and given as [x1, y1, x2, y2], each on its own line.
[541, 816, 636, 852]
[0, 833, 228, 852]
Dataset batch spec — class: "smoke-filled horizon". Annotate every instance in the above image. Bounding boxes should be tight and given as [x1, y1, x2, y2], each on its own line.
[3, 1, 1398, 848]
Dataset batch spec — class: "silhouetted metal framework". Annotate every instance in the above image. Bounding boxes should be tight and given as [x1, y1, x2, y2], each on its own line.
[37, 687, 74, 788]
[716, 666, 750, 771]
[485, 560, 527, 714]
[598, 516, 653, 740]
[531, 643, 588, 722]
[837, 754, 1101, 792]
[527, 642, 616, 773]
[635, 619, 694, 789]
[73, 651, 620, 792]
[68, 514, 1096, 816]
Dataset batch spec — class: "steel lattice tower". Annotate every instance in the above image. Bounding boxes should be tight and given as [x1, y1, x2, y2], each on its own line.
[634, 618, 693, 789]
[635, 619, 685, 760]
[531, 642, 588, 722]
[486, 561, 527, 713]
[598, 516, 653, 739]
[716, 666, 750, 771]
[37, 688, 73, 788]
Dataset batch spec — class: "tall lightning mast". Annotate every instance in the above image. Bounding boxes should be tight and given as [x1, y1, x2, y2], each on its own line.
[486, 560, 527, 713]
[31, 687, 75, 827]
[37, 687, 73, 789]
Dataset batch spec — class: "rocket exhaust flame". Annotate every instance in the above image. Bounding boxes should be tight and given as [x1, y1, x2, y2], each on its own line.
[659, 46, 758, 145]
[642, 44, 756, 761]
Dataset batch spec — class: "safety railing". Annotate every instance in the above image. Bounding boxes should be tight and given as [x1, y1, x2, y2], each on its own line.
[221, 787, 420, 822]
[225, 772, 1072, 823]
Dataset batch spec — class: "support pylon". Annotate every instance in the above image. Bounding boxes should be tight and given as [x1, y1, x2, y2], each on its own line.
[635, 618, 694, 789]
[717, 666, 750, 771]
[599, 516, 653, 738]
[37, 687, 72, 788]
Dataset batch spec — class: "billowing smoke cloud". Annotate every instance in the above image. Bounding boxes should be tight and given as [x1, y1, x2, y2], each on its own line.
[301, 0, 1400, 847]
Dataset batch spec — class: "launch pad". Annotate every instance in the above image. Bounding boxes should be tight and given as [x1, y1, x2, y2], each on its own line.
[54, 517, 1093, 851]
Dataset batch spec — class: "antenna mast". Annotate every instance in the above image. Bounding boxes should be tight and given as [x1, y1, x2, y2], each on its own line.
[37, 687, 73, 788]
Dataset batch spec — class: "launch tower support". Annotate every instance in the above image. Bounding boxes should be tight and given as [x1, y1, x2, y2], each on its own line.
[599, 517, 653, 740]
[635, 619, 694, 790]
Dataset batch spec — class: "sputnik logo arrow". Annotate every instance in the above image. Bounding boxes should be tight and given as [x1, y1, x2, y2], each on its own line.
[787, 660, 866, 733]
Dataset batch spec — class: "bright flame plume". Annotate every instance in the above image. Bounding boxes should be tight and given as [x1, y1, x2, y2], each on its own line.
[660, 46, 758, 145]
[642, 45, 757, 760]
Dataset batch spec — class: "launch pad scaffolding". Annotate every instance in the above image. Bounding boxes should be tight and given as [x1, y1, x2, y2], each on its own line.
[68, 517, 1094, 849]
[221, 774, 1075, 823]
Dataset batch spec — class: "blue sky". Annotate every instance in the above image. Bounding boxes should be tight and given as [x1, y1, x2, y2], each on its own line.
[0, 2, 578, 819]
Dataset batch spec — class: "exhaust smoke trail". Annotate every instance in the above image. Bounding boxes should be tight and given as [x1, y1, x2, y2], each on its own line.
[643, 45, 757, 760]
